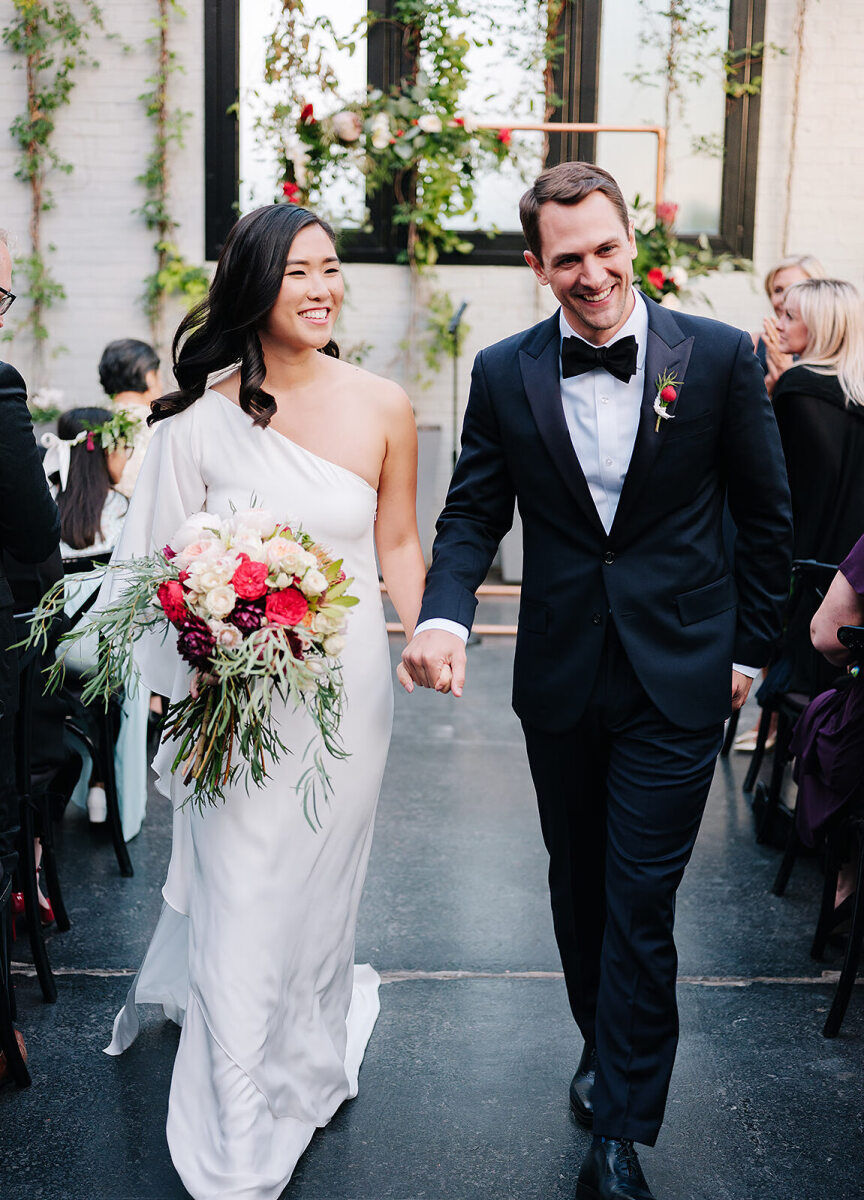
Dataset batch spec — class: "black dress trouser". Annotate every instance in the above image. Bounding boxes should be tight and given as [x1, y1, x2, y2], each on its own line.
[522, 622, 724, 1146]
[0, 609, 19, 876]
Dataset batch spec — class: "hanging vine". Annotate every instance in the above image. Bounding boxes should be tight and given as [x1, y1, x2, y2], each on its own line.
[2, 0, 105, 375]
[137, 0, 208, 346]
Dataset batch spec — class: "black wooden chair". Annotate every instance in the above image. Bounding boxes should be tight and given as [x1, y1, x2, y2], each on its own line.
[12, 610, 61, 1003]
[0, 864, 31, 1086]
[811, 811, 864, 1038]
[751, 562, 840, 887]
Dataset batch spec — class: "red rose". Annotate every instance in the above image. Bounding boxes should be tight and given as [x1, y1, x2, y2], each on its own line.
[655, 201, 679, 227]
[497, 128, 512, 146]
[265, 587, 309, 627]
[282, 181, 301, 203]
[300, 102, 315, 124]
[660, 385, 677, 403]
[453, 117, 465, 127]
[232, 560, 269, 600]
[647, 267, 666, 289]
[158, 580, 188, 627]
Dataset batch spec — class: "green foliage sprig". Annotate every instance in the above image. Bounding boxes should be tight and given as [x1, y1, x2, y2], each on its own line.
[137, 0, 208, 339]
[2, 0, 106, 367]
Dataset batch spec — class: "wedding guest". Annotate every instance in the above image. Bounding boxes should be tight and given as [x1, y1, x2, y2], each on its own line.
[771, 278, 864, 563]
[790, 534, 864, 914]
[43, 409, 149, 838]
[98, 338, 162, 499]
[752, 253, 824, 381]
[0, 228, 60, 1081]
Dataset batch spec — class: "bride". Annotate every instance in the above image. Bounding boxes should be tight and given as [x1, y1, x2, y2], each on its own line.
[103, 203, 427, 1198]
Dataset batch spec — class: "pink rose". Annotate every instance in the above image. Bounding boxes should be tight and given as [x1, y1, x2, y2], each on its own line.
[265, 588, 309, 627]
[232, 560, 269, 600]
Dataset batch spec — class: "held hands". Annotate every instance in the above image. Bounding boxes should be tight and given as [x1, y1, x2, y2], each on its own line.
[731, 670, 753, 712]
[398, 630, 467, 697]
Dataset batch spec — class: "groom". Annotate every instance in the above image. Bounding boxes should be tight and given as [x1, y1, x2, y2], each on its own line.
[400, 163, 792, 1199]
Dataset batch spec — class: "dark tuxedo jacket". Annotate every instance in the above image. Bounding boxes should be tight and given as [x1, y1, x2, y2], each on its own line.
[0, 361, 61, 719]
[418, 295, 793, 732]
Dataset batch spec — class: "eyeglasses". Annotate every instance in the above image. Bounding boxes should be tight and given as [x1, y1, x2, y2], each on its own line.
[0, 287, 16, 316]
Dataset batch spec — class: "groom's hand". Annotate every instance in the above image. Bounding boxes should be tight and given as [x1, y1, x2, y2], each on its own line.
[399, 630, 467, 697]
[731, 670, 753, 712]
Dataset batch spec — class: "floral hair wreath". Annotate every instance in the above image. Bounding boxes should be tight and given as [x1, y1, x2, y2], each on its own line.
[40, 408, 142, 491]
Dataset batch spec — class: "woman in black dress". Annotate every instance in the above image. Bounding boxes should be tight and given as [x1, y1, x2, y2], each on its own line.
[772, 278, 864, 563]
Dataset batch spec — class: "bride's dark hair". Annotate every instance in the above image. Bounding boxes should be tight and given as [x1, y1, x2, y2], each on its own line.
[150, 204, 339, 427]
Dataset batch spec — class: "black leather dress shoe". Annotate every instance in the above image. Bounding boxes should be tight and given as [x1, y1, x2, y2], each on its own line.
[569, 1041, 597, 1129]
[575, 1137, 655, 1199]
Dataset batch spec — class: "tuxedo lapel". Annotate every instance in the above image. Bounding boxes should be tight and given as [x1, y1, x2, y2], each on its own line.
[519, 316, 607, 538]
[611, 298, 695, 537]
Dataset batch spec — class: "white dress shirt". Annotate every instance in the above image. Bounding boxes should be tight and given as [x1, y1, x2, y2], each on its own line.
[415, 291, 759, 678]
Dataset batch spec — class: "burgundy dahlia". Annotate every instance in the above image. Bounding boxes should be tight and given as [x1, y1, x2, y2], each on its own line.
[230, 600, 264, 634]
[177, 618, 216, 669]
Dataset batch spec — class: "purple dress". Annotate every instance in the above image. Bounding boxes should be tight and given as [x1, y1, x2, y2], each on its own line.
[791, 534, 864, 847]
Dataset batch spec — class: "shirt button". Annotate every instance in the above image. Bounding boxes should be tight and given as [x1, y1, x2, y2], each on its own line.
[601, 396, 609, 404]
[605, 457, 613, 466]
[604, 551, 615, 565]
[592, 612, 602, 625]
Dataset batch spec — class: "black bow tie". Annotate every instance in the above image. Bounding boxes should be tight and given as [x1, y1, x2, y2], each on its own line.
[561, 334, 638, 383]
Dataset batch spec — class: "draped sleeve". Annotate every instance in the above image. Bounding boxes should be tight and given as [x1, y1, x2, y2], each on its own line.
[99, 403, 207, 698]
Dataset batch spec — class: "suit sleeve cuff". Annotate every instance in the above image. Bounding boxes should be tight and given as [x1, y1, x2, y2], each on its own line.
[414, 618, 470, 643]
[732, 662, 761, 679]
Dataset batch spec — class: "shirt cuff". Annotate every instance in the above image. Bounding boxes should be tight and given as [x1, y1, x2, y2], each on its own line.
[732, 662, 761, 679]
[414, 618, 470, 643]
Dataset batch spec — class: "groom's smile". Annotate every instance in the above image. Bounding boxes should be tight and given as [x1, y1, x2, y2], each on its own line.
[524, 191, 638, 345]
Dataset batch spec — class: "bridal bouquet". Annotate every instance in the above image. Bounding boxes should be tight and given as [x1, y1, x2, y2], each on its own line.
[24, 508, 358, 827]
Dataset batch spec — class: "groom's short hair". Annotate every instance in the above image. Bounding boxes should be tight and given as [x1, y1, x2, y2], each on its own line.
[519, 162, 630, 261]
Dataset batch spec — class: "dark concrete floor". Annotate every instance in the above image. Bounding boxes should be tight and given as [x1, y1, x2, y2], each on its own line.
[4, 615, 863, 1200]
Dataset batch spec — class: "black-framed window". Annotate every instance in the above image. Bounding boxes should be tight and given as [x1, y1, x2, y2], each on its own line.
[205, 0, 764, 262]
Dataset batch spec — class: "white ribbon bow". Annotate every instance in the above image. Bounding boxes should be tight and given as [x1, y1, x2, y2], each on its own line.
[41, 430, 88, 491]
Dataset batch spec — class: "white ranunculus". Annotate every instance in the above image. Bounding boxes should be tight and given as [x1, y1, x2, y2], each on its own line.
[297, 549, 318, 571]
[202, 585, 237, 619]
[669, 265, 689, 288]
[313, 608, 344, 636]
[323, 633, 346, 657]
[660, 292, 683, 310]
[170, 513, 224, 553]
[196, 555, 238, 591]
[300, 568, 328, 597]
[370, 112, 391, 150]
[332, 109, 363, 142]
[417, 113, 443, 134]
[265, 537, 303, 570]
[272, 571, 292, 590]
[231, 508, 277, 537]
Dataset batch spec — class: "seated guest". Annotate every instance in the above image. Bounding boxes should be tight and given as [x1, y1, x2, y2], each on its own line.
[790, 533, 864, 911]
[771, 279, 864, 564]
[42, 409, 149, 839]
[754, 254, 824, 382]
[0, 229, 61, 1080]
[98, 338, 161, 499]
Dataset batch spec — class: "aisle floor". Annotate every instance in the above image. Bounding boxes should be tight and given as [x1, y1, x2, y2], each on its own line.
[3, 633, 863, 1200]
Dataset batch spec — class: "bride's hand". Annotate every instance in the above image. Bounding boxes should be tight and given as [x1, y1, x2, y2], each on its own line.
[190, 670, 217, 700]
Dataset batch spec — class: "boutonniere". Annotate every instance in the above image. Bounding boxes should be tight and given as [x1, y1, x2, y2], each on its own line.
[653, 370, 680, 432]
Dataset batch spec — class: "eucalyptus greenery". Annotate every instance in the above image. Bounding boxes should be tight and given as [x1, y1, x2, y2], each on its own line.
[2, 0, 106, 372]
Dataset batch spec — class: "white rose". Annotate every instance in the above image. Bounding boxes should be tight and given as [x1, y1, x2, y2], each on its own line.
[265, 537, 303, 570]
[313, 609, 344, 635]
[297, 549, 318, 570]
[370, 112, 390, 150]
[300, 568, 328, 597]
[232, 508, 277, 537]
[231, 539, 267, 563]
[660, 292, 683, 310]
[669, 265, 688, 288]
[174, 538, 224, 571]
[417, 113, 443, 134]
[208, 620, 243, 649]
[196, 555, 237, 590]
[202, 585, 237, 619]
[170, 512, 223, 553]
[332, 109, 363, 142]
[272, 571, 292, 589]
[323, 633, 346, 657]
[304, 657, 327, 676]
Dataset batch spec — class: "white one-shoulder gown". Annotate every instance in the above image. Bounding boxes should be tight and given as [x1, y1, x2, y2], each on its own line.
[104, 390, 394, 1200]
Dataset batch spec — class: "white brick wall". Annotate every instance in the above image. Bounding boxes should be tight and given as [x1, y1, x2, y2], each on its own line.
[1, 0, 861, 512]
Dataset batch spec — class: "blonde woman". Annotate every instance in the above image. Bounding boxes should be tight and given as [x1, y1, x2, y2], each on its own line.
[754, 253, 824, 380]
[772, 277, 864, 560]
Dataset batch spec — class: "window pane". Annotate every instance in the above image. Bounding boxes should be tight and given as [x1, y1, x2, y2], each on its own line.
[239, 0, 368, 225]
[426, 2, 546, 232]
[595, 0, 729, 234]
